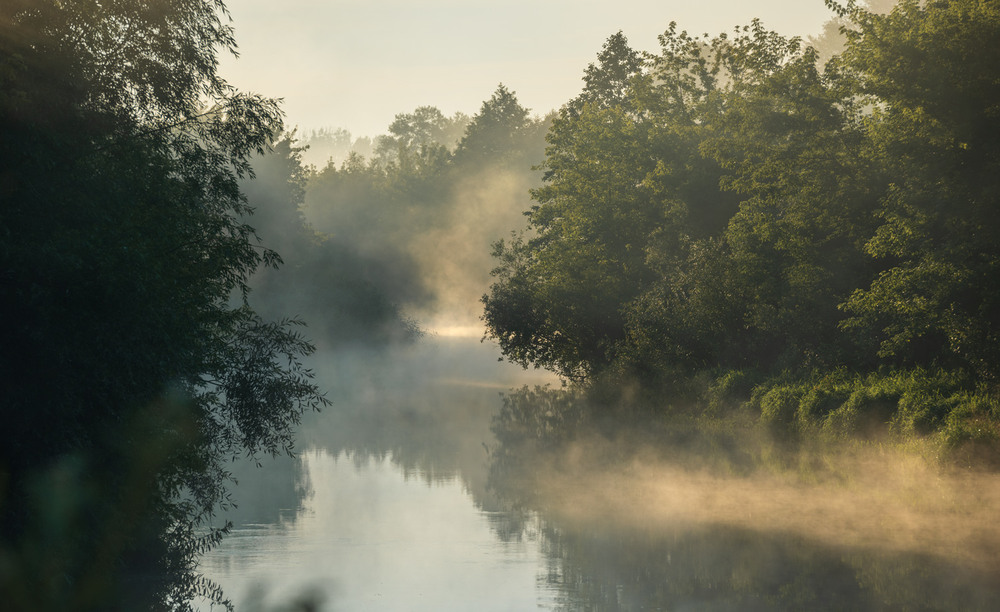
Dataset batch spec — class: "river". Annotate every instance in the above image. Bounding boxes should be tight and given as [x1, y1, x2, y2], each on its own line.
[198, 336, 1000, 611]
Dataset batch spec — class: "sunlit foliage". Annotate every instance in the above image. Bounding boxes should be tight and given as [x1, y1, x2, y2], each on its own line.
[482, 0, 1000, 453]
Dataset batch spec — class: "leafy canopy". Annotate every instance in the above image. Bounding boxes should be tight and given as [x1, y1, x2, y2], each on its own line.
[1, 1, 328, 609]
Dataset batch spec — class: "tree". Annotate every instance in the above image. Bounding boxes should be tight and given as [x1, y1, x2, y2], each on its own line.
[482, 30, 731, 381]
[483, 21, 877, 385]
[573, 31, 644, 111]
[482, 36, 656, 379]
[1, 1, 327, 609]
[455, 84, 546, 166]
[482, 3, 1000, 448]
[835, 0, 1000, 380]
[374, 106, 469, 164]
[693, 22, 881, 372]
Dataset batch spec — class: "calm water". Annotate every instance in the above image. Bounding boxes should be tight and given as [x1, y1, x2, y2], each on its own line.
[199, 337, 1000, 611]
[198, 337, 559, 611]
[199, 451, 556, 611]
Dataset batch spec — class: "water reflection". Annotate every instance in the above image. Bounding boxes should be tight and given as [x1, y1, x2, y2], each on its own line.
[525, 517, 999, 611]
[199, 337, 557, 610]
[201, 450, 553, 611]
[201, 338, 1000, 611]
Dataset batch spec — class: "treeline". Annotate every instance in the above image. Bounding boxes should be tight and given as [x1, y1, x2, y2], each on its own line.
[296, 107, 470, 168]
[483, 0, 1000, 456]
[245, 88, 551, 341]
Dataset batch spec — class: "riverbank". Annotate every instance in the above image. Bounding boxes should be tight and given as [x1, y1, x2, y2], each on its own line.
[484, 373, 1000, 611]
[487, 367, 1000, 507]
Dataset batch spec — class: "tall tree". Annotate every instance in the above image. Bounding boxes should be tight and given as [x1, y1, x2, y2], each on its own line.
[455, 84, 546, 166]
[694, 22, 881, 372]
[1, 2, 327, 609]
[572, 31, 644, 110]
[836, 0, 1000, 380]
[483, 29, 728, 381]
[484, 21, 877, 384]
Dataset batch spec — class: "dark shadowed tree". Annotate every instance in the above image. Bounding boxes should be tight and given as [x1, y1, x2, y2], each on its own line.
[0, 1, 328, 609]
[835, 0, 1000, 381]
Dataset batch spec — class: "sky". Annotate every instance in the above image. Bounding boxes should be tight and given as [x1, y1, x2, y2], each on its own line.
[219, 0, 837, 139]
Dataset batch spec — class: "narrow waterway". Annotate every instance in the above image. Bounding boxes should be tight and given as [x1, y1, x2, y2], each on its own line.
[199, 450, 560, 611]
[199, 336, 1000, 611]
[198, 336, 558, 611]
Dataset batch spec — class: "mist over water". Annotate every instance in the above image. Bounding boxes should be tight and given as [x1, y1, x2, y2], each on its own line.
[198, 337, 558, 611]
[199, 332, 1000, 611]
[514, 439, 1000, 566]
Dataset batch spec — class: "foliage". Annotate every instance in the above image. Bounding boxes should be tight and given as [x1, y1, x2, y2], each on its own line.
[304, 87, 550, 327]
[243, 136, 423, 347]
[455, 84, 546, 166]
[0, 1, 329, 609]
[835, 0, 1000, 381]
[374, 106, 469, 165]
[483, 33, 656, 380]
[481, 1, 1000, 454]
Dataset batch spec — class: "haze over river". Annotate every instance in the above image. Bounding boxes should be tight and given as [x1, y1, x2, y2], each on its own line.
[199, 336, 1000, 611]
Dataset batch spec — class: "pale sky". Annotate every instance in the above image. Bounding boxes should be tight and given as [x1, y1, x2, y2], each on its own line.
[219, 1, 835, 138]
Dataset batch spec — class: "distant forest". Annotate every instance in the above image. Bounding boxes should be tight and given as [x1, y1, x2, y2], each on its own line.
[243, 88, 552, 347]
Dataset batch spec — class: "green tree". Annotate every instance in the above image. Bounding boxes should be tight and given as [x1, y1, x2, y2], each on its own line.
[835, 0, 1000, 380]
[483, 29, 732, 381]
[1, 1, 327, 609]
[374, 105, 469, 164]
[482, 36, 656, 380]
[572, 31, 644, 110]
[482, 3, 1000, 451]
[694, 22, 881, 372]
[455, 84, 547, 166]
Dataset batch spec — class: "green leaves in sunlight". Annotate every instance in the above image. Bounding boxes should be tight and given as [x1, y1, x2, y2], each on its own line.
[481, 0, 1000, 457]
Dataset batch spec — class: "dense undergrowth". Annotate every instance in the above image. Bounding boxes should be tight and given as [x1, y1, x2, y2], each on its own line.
[490, 368, 1000, 488]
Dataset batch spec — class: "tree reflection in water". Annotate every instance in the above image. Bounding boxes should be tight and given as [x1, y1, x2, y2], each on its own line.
[517, 518, 997, 611]
[485, 387, 1000, 611]
[211, 340, 1000, 610]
